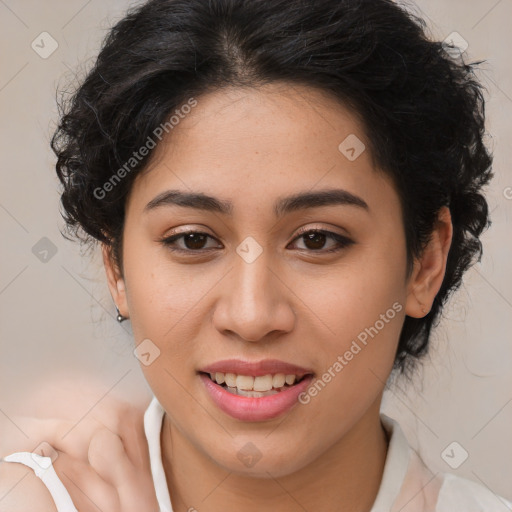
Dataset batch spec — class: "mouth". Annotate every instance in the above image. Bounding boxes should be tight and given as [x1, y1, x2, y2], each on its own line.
[197, 360, 314, 421]
[199, 371, 310, 397]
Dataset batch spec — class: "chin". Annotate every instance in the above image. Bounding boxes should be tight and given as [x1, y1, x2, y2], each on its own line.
[205, 441, 316, 479]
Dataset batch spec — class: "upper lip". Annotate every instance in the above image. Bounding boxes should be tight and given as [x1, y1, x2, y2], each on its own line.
[199, 359, 314, 378]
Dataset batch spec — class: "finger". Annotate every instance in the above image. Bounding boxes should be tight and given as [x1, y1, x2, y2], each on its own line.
[3, 394, 152, 470]
[52, 449, 119, 512]
[3, 416, 103, 461]
[49, 397, 149, 469]
[88, 428, 134, 488]
[88, 429, 159, 512]
[92, 400, 151, 469]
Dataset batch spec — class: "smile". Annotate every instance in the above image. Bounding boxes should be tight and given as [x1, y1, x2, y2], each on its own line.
[205, 371, 307, 397]
[199, 371, 314, 421]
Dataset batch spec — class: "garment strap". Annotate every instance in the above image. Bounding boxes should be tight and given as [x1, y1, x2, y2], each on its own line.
[2, 452, 78, 512]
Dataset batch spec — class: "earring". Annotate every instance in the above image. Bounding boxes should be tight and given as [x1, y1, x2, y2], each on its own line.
[115, 305, 127, 323]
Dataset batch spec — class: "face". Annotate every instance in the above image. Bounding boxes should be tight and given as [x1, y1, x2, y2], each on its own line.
[104, 83, 443, 477]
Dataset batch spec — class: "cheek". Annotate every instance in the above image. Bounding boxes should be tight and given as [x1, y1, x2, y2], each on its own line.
[122, 238, 205, 338]
[121, 243, 203, 409]
[296, 244, 407, 393]
[306, 246, 406, 339]
[293, 289, 404, 440]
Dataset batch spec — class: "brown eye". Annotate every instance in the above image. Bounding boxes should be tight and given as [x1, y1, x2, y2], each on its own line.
[161, 228, 354, 255]
[181, 232, 209, 250]
[302, 231, 327, 250]
[161, 231, 221, 252]
[290, 229, 354, 253]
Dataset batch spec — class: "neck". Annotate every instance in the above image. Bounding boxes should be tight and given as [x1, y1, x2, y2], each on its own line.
[161, 396, 388, 512]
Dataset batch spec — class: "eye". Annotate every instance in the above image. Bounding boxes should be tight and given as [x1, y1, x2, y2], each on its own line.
[288, 228, 354, 253]
[161, 231, 221, 252]
[160, 228, 354, 255]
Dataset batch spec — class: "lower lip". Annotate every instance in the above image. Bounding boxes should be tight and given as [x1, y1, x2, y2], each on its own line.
[199, 373, 314, 422]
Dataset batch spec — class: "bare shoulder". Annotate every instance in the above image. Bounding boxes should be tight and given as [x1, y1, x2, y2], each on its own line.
[0, 461, 57, 512]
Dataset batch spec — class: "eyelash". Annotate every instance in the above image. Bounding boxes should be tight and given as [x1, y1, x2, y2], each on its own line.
[160, 227, 354, 255]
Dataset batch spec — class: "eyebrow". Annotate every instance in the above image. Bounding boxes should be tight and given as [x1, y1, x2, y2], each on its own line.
[144, 188, 369, 217]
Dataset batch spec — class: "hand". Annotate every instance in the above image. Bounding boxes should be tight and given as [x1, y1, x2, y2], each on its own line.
[0, 376, 160, 511]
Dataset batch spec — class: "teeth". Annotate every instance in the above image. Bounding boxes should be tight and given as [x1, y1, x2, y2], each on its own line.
[285, 374, 296, 385]
[254, 374, 273, 392]
[224, 373, 237, 387]
[273, 374, 286, 388]
[236, 375, 254, 390]
[226, 386, 279, 397]
[209, 372, 301, 391]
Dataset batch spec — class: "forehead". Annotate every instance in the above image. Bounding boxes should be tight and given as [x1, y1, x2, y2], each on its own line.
[127, 83, 398, 220]
[148, 83, 369, 161]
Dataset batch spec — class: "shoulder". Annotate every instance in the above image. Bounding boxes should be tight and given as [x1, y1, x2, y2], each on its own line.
[380, 417, 512, 512]
[436, 472, 512, 511]
[0, 461, 58, 512]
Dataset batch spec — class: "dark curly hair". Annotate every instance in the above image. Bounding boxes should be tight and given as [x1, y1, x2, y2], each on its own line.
[51, 0, 493, 375]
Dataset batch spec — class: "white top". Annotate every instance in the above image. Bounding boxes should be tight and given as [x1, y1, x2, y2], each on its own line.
[3, 396, 512, 511]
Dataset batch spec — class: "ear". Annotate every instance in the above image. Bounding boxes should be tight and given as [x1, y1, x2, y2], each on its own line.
[405, 206, 453, 318]
[101, 243, 129, 319]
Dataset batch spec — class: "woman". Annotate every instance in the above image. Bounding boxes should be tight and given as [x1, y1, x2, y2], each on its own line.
[1, 0, 510, 510]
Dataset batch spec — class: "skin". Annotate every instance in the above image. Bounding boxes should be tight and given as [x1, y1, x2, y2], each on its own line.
[0, 380, 158, 512]
[104, 82, 453, 512]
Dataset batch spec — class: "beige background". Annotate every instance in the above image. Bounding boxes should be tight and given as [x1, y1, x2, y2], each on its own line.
[1, 0, 511, 502]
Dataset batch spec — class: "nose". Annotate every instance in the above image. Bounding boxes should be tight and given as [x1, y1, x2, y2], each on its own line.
[212, 251, 296, 343]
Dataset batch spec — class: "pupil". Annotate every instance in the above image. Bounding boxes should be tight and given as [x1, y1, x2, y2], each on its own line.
[185, 233, 207, 250]
[304, 232, 326, 250]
